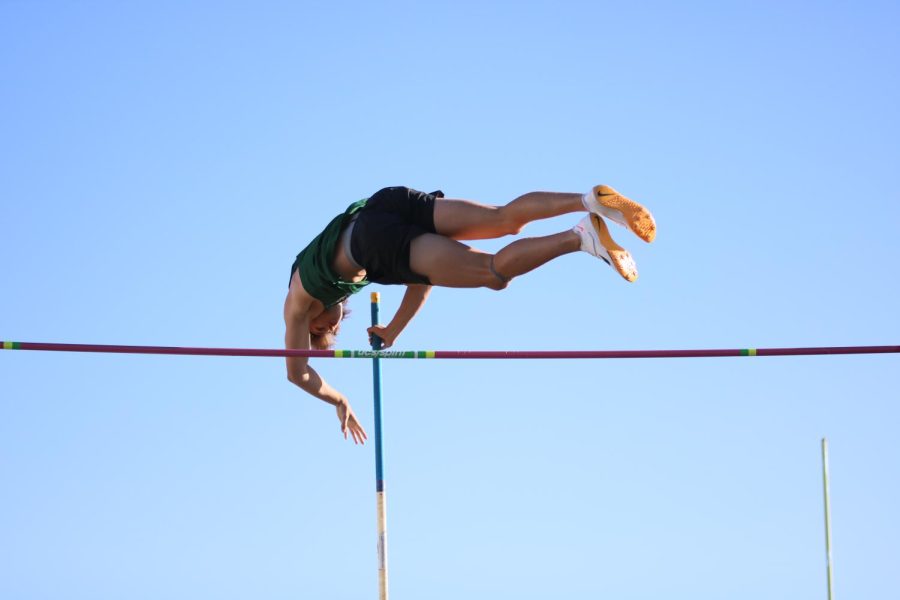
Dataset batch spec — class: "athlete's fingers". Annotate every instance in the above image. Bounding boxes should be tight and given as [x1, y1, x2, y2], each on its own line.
[354, 421, 367, 444]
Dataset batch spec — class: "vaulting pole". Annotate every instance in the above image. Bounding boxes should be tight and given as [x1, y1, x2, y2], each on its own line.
[370, 293, 389, 600]
[822, 437, 834, 600]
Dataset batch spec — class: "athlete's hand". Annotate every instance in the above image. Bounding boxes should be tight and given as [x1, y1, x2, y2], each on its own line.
[336, 400, 367, 444]
[367, 325, 396, 349]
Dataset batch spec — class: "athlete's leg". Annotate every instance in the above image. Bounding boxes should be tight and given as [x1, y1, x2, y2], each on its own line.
[433, 192, 584, 241]
[409, 230, 581, 290]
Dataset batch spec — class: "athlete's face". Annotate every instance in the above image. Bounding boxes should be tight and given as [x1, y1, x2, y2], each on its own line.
[309, 303, 343, 336]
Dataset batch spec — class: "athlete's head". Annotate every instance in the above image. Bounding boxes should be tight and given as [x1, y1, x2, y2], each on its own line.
[309, 300, 351, 350]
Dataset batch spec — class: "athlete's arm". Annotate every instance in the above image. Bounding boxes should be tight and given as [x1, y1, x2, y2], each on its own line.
[284, 290, 367, 444]
[367, 284, 432, 349]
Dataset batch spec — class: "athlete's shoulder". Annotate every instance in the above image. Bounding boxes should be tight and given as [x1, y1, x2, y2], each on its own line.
[286, 269, 323, 317]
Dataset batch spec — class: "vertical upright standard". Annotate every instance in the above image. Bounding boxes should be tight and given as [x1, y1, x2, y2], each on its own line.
[370, 292, 389, 600]
[822, 437, 834, 600]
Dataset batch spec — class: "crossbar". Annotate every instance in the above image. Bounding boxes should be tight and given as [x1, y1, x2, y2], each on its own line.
[2, 341, 898, 359]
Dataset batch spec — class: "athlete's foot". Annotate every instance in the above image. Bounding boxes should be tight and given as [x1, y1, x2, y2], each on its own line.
[583, 185, 657, 243]
[573, 214, 638, 282]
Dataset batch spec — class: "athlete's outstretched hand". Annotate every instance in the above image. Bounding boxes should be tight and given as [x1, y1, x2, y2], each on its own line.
[336, 400, 367, 444]
[367, 325, 396, 349]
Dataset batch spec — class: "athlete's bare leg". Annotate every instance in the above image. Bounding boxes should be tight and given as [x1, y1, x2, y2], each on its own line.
[433, 192, 584, 241]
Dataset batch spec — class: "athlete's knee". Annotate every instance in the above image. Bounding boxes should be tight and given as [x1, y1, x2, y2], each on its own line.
[486, 277, 509, 291]
[496, 205, 526, 236]
[484, 255, 511, 290]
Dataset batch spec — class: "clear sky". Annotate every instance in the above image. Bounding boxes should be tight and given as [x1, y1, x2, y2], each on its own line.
[1, 1, 898, 599]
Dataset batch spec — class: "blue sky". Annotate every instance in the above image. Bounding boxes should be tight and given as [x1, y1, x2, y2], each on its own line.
[1, 1, 898, 598]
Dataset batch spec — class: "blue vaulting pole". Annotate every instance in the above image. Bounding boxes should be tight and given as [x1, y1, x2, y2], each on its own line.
[370, 292, 389, 600]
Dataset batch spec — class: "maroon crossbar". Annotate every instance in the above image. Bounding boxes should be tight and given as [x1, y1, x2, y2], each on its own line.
[2, 341, 898, 359]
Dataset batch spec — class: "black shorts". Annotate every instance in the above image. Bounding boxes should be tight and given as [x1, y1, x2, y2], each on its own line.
[350, 186, 443, 285]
